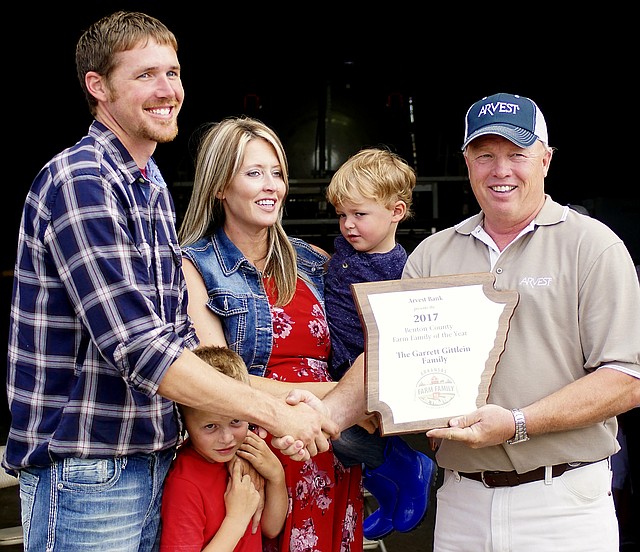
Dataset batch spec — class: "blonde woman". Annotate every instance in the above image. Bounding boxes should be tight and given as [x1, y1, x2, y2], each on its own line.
[179, 117, 363, 551]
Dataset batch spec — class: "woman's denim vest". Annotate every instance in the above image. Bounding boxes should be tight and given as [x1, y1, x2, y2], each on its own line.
[182, 226, 328, 376]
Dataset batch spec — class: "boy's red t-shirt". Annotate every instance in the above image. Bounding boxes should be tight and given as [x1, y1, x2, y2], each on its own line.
[160, 441, 262, 551]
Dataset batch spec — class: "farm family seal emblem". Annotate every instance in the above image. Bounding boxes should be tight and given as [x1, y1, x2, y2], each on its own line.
[416, 373, 457, 406]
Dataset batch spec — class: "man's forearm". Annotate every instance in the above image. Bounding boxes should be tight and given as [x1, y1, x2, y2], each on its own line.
[323, 353, 367, 431]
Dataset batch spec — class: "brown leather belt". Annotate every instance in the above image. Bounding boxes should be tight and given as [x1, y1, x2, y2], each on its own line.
[458, 461, 596, 488]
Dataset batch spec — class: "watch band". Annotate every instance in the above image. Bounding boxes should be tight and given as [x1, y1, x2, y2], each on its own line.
[506, 408, 530, 444]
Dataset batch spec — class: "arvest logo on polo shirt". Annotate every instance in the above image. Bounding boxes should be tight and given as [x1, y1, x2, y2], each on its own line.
[519, 276, 553, 287]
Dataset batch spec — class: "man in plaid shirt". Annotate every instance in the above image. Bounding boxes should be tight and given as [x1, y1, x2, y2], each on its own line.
[2, 11, 335, 551]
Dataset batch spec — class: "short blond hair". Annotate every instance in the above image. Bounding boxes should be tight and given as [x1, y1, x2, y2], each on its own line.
[326, 147, 416, 222]
[193, 345, 250, 385]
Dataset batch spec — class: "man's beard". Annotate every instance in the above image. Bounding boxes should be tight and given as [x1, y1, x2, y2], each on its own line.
[139, 120, 179, 144]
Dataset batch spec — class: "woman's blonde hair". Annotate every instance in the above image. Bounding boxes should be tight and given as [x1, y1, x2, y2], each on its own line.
[179, 116, 299, 306]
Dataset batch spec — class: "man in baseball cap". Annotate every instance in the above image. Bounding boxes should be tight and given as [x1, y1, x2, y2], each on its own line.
[461, 92, 548, 149]
[320, 90, 640, 551]
[319, 89, 639, 551]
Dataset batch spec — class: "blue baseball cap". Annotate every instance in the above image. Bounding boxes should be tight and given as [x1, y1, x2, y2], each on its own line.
[461, 93, 548, 150]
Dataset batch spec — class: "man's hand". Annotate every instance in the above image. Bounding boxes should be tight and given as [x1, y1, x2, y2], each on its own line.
[426, 404, 514, 448]
[269, 389, 337, 460]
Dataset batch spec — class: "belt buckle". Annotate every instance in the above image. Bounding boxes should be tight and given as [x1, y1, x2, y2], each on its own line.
[480, 471, 492, 488]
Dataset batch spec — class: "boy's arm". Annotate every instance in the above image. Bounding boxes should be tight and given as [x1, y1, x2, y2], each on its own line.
[260, 463, 288, 538]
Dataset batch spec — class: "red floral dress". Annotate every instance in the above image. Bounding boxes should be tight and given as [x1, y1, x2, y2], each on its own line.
[262, 277, 363, 552]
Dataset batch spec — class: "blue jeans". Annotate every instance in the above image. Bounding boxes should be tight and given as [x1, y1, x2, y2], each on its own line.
[18, 449, 174, 551]
[332, 424, 388, 469]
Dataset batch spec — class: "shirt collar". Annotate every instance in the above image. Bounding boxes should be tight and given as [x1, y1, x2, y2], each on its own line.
[88, 120, 165, 188]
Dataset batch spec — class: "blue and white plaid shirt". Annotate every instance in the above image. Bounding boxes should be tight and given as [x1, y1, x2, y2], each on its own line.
[3, 121, 197, 473]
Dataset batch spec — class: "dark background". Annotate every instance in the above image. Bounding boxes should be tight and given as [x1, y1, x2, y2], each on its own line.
[2, 5, 638, 434]
[5, 5, 637, 260]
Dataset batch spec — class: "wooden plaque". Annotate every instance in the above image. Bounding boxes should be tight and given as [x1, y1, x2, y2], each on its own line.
[351, 272, 519, 434]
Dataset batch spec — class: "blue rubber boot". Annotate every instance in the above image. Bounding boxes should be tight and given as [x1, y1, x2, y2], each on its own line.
[364, 436, 436, 535]
[362, 467, 397, 540]
[389, 439, 436, 532]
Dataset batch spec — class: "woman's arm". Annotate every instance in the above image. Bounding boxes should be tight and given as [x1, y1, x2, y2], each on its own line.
[250, 376, 337, 398]
[182, 259, 228, 347]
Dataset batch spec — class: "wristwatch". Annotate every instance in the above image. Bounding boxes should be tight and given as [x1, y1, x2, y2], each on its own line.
[506, 408, 530, 444]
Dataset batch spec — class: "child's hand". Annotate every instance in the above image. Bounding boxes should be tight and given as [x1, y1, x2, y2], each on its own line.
[228, 450, 266, 534]
[224, 457, 261, 526]
[356, 414, 379, 434]
[238, 431, 285, 483]
[227, 454, 265, 494]
[238, 431, 288, 539]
